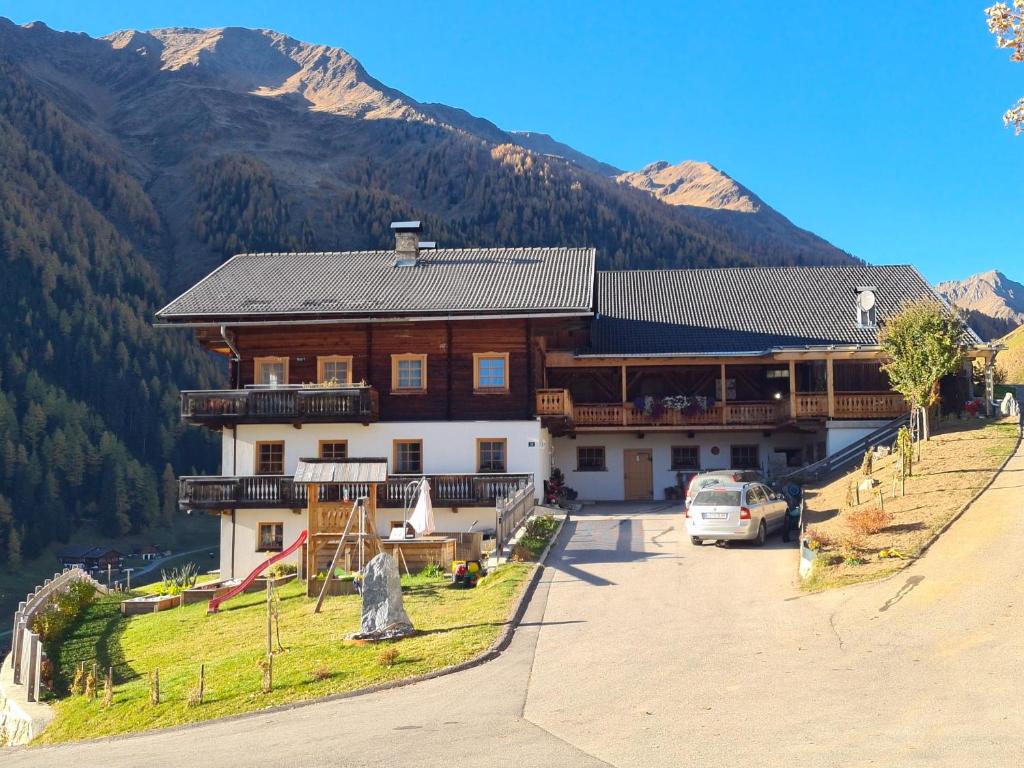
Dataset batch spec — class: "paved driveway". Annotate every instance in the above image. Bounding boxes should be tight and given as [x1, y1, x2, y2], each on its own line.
[8, 442, 1024, 767]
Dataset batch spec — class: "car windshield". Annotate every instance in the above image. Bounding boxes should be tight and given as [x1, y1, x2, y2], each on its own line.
[693, 489, 741, 506]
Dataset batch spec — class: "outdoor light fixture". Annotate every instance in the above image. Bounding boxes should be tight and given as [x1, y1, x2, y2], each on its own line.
[773, 391, 783, 400]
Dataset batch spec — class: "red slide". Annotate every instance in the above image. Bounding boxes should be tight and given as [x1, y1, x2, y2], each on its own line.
[208, 530, 308, 614]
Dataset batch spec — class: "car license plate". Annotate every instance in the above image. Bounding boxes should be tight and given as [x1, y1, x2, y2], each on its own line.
[703, 512, 727, 519]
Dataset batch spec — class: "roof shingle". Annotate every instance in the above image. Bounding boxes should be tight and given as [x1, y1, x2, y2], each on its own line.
[588, 265, 980, 355]
[156, 248, 596, 321]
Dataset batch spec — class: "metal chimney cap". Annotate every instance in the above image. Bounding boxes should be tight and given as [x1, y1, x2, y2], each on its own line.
[390, 220, 422, 232]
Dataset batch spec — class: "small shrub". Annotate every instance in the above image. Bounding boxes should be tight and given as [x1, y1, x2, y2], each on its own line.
[847, 506, 891, 537]
[84, 667, 97, 701]
[102, 668, 113, 709]
[267, 562, 297, 578]
[311, 665, 331, 682]
[845, 478, 860, 509]
[71, 662, 85, 696]
[861, 450, 873, 476]
[377, 647, 399, 668]
[806, 527, 836, 550]
[418, 562, 445, 579]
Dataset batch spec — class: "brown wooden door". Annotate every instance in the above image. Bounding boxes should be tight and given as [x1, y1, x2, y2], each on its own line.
[623, 449, 653, 500]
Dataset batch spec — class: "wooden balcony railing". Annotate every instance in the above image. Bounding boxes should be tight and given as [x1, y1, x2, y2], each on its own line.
[179, 473, 533, 512]
[561, 392, 908, 429]
[536, 388, 574, 419]
[834, 392, 906, 419]
[180, 386, 379, 425]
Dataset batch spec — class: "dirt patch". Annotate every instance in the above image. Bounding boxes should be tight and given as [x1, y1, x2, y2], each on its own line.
[802, 418, 1018, 589]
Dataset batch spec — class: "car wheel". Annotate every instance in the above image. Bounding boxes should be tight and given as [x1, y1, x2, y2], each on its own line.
[690, 536, 702, 546]
[754, 520, 767, 547]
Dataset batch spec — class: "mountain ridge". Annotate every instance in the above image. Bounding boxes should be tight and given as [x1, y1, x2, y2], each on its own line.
[936, 269, 1024, 341]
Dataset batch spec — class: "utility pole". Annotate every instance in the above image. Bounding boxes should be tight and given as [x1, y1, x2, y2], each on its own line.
[123, 567, 135, 592]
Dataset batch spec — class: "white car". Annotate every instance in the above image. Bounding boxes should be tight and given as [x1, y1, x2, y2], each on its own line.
[685, 481, 789, 546]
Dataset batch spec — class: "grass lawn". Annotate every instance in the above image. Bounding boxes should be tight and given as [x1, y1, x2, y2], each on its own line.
[36, 563, 532, 744]
[801, 418, 1018, 591]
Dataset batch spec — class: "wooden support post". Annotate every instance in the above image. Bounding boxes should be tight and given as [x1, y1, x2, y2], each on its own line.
[314, 502, 357, 614]
[620, 365, 628, 426]
[826, 358, 836, 419]
[788, 360, 797, 419]
[720, 363, 728, 425]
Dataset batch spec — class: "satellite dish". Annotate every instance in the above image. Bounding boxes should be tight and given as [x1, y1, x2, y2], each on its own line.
[856, 290, 876, 312]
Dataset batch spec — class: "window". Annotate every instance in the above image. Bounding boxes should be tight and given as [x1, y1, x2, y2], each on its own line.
[255, 441, 285, 475]
[318, 440, 348, 460]
[576, 446, 606, 472]
[715, 377, 737, 400]
[317, 355, 352, 385]
[254, 357, 288, 387]
[477, 439, 507, 473]
[391, 354, 427, 391]
[745, 486, 765, 505]
[393, 439, 423, 474]
[693, 489, 741, 507]
[473, 352, 509, 392]
[730, 445, 760, 470]
[671, 445, 700, 471]
[257, 522, 284, 552]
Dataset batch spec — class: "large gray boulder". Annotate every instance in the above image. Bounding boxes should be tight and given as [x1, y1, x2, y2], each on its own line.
[350, 552, 414, 641]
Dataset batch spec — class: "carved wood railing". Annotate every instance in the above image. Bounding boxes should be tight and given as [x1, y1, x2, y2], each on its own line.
[180, 386, 379, 425]
[723, 401, 782, 424]
[535, 388, 574, 419]
[834, 392, 907, 419]
[179, 473, 533, 511]
[572, 401, 779, 427]
[794, 393, 829, 417]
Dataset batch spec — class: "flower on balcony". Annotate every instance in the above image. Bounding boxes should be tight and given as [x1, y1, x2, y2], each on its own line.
[635, 394, 713, 416]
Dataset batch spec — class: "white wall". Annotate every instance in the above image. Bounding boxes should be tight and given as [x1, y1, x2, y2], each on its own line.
[553, 431, 819, 501]
[221, 420, 549, 486]
[825, 420, 890, 456]
[220, 508, 307, 579]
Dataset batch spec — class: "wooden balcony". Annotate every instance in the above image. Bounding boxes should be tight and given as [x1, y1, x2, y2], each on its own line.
[180, 386, 379, 426]
[179, 473, 533, 512]
[537, 389, 907, 430]
[536, 388, 575, 433]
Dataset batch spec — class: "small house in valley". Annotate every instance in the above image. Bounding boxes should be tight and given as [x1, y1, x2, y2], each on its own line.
[58, 545, 123, 571]
[157, 222, 996, 579]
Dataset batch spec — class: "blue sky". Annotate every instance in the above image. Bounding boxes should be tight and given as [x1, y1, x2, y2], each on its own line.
[2, 1, 1021, 283]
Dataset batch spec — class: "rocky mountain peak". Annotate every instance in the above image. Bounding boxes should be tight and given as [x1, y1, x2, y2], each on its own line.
[617, 160, 761, 213]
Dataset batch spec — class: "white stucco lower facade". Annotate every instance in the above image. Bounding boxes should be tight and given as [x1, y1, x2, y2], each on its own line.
[553, 430, 825, 501]
[221, 420, 551, 485]
[214, 420, 552, 577]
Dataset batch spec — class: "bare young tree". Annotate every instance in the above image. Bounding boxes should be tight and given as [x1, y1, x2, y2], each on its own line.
[986, 2, 1024, 132]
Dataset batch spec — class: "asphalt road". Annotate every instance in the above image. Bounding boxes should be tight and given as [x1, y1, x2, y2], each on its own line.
[7, 439, 1024, 767]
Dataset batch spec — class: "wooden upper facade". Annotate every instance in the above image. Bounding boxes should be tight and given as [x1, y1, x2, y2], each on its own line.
[160, 226, 995, 433]
[183, 316, 585, 425]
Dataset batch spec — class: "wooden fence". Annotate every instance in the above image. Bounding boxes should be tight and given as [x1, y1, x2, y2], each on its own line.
[8, 567, 107, 702]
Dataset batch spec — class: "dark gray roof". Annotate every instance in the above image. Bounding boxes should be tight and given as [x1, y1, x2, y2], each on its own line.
[588, 265, 982, 356]
[156, 248, 596, 322]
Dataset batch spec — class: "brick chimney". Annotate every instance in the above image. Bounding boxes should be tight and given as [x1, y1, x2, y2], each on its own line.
[391, 221, 423, 267]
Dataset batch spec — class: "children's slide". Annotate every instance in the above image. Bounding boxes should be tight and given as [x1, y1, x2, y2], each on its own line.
[208, 529, 308, 614]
